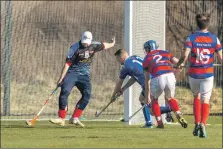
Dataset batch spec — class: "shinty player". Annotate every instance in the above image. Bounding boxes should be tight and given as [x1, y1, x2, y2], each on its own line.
[50, 31, 115, 127]
[176, 14, 222, 138]
[143, 40, 188, 129]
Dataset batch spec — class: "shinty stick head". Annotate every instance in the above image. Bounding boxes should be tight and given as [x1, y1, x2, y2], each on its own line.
[25, 116, 38, 127]
[95, 110, 100, 117]
[25, 120, 35, 127]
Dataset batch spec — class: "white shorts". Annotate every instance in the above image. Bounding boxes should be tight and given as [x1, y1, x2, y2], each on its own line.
[150, 73, 176, 99]
[189, 76, 214, 100]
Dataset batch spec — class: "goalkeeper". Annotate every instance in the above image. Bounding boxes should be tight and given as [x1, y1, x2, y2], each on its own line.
[50, 31, 115, 127]
[111, 49, 173, 128]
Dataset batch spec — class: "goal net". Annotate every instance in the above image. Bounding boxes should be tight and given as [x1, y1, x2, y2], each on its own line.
[1, 1, 125, 121]
[124, 1, 166, 125]
[1, 1, 222, 125]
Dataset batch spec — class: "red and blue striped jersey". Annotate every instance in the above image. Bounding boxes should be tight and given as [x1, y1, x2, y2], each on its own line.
[184, 31, 222, 79]
[143, 50, 174, 78]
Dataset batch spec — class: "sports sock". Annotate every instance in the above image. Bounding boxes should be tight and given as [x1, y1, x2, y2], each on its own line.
[58, 109, 66, 119]
[72, 108, 83, 118]
[141, 103, 152, 125]
[193, 98, 201, 124]
[201, 103, 209, 126]
[168, 98, 180, 112]
[160, 106, 172, 114]
[152, 99, 161, 117]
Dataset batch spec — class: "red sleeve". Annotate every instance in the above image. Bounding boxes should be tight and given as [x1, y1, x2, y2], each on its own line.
[142, 56, 149, 71]
[215, 37, 222, 52]
[184, 36, 192, 49]
[66, 61, 72, 66]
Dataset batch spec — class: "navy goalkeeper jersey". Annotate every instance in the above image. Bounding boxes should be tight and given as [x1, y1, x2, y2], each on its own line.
[66, 40, 105, 75]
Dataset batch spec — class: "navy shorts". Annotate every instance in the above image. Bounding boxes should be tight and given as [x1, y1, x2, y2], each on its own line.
[59, 72, 91, 110]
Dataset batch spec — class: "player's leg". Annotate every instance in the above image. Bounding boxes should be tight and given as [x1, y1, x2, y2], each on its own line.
[149, 97, 173, 122]
[149, 104, 172, 115]
[189, 76, 201, 136]
[139, 92, 153, 128]
[199, 77, 214, 138]
[50, 73, 77, 126]
[165, 73, 187, 128]
[150, 76, 165, 128]
[140, 90, 172, 126]
[161, 97, 172, 115]
[148, 101, 173, 124]
[69, 75, 91, 127]
[163, 98, 174, 122]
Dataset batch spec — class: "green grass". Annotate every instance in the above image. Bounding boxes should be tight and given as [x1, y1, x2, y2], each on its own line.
[1, 116, 222, 148]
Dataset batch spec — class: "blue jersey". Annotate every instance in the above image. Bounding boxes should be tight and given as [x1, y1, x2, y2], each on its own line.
[66, 41, 104, 76]
[119, 55, 149, 89]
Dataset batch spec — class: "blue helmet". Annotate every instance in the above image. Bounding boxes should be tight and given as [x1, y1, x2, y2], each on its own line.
[143, 40, 158, 52]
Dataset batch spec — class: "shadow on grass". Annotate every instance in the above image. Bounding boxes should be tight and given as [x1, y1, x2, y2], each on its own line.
[1, 123, 132, 129]
[60, 135, 112, 139]
[1, 124, 86, 129]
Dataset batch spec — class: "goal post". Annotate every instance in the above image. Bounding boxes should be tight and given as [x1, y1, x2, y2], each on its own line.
[123, 0, 133, 125]
[124, 1, 166, 125]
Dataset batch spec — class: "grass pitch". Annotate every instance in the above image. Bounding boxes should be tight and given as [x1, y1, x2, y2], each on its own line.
[1, 116, 222, 148]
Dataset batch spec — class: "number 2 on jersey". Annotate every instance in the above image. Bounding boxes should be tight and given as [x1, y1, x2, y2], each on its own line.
[153, 55, 164, 63]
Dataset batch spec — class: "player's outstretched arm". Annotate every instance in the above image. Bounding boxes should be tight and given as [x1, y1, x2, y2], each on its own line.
[56, 45, 76, 87]
[121, 77, 136, 92]
[144, 71, 151, 104]
[57, 63, 70, 87]
[176, 48, 190, 68]
[111, 78, 124, 102]
[216, 50, 222, 64]
[215, 38, 222, 64]
[103, 37, 116, 50]
[171, 56, 184, 76]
